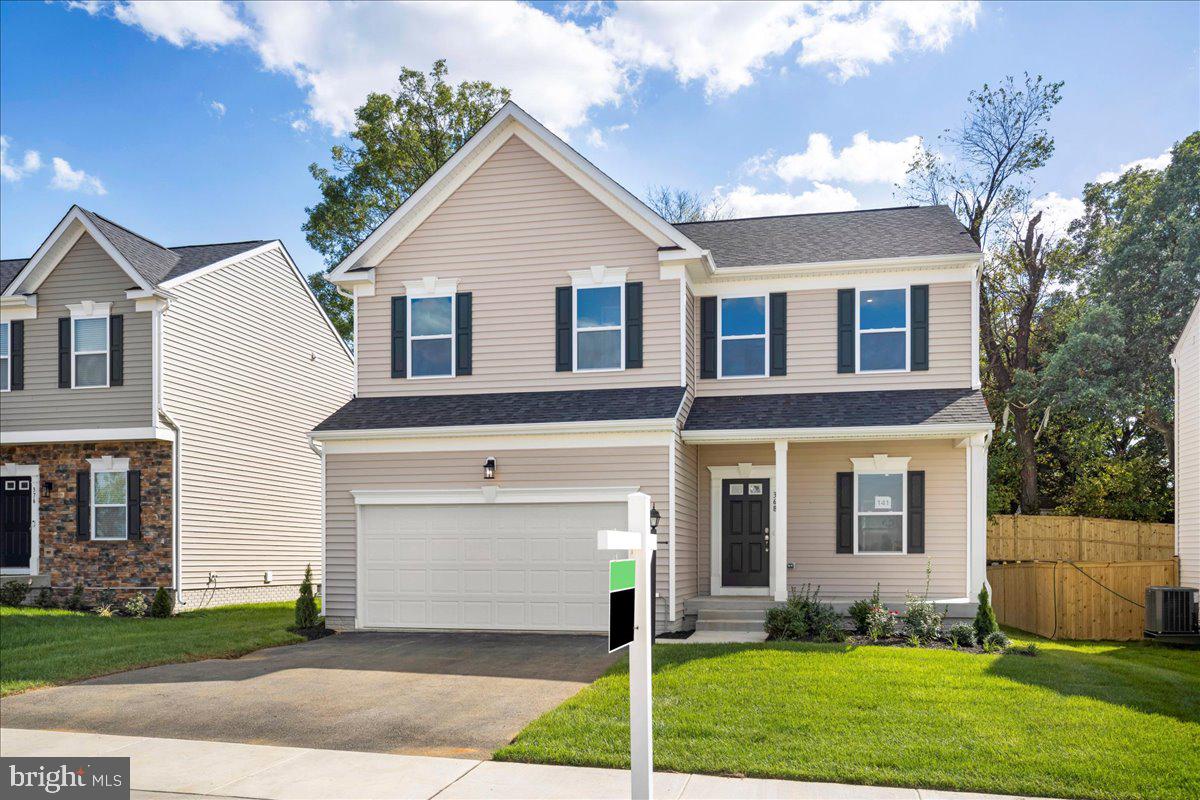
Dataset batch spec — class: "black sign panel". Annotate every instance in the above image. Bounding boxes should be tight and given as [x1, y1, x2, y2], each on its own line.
[609, 586, 635, 653]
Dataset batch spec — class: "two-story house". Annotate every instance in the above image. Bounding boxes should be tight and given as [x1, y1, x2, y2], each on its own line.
[1, 206, 354, 607]
[311, 103, 993, 634]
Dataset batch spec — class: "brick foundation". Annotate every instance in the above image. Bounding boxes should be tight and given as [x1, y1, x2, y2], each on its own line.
[1, 439, 173, 604]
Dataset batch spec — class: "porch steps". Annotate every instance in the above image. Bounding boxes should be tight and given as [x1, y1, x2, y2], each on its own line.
[685, 596, 781, 634]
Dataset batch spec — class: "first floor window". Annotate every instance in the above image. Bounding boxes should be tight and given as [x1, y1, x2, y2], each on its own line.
[73, 316, 109, 387]
[856, 471, 905, 553]
[720, 295, 767, 377]
[92, 470, 128, 540]
[858, 288, 907, 372]
[409, 295, 454, 377]
[0, 321, 9, 392]
[575, 285, 623, 370]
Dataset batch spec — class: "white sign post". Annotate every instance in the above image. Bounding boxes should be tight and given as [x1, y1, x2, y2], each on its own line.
[598, 491, 656, 800]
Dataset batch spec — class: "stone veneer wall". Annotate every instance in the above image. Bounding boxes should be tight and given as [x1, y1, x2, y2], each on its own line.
[0, 439, 173, 603]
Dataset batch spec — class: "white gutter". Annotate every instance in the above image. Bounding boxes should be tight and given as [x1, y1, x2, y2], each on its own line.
[310, 416, 680, 442]
[681, 422, 996, 445]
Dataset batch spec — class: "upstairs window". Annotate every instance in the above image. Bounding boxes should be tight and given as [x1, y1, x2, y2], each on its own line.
[92, 469, 128, 541]
[719, 296, 767, 378]
[408, 295, 454, 378]
[0, 321, 9, 392]
[73, 316, 109, 388]
[857, 288, 908, 372]
[575, 285, 623, 371]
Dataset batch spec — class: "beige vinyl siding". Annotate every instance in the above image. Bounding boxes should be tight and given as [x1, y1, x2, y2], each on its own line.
[163, 246, 353, 592]
[356, 135, 678, 396]
[324, 446, 670, 625]
[1177, 312, 1200, 589]
[697, 438, 967, 600]
[2, 233, 152, 432]
[673, 433, 699, 618]
[693, 282, 973, 396]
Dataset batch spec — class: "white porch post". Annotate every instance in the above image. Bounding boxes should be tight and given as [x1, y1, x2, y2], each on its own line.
[967, 433, 990, 597]
[774, 440, 789, 602]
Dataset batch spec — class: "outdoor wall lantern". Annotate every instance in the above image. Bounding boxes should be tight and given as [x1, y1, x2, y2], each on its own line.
[649, 504, 660, 534]
[483, 456, 496, 480]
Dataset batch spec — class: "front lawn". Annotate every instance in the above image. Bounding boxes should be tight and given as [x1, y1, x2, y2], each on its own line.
[496, 635, 1200, 800]
[0, 602, 305, 696]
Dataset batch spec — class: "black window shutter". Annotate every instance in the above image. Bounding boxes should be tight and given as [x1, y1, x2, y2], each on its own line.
[455, 292, 472, 376]
[127, 469, 142, 539]
[836, 472, 854, 553]
[59, 317, 72, 388]
[390, 297, 407, 379]
[911, 285, 929, 371]
[555, 286, 572, 372]
[700, 296, 717, 379]
[109, 314, 124, 386]
[837, 289, 855, 374]
[769, 292, 787, 376]
[11, 320, 24, 390]
[908, 470, 926, 554]
[76, 470, 91, 540]
[625, 282, 643, 369]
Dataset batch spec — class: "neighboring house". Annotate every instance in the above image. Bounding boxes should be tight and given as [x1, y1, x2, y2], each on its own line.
[1173, 299, 1200, 590]
[311, 102, 993, 634]
[0, 206, 354, 607]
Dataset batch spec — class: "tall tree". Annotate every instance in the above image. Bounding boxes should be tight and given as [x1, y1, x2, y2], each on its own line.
[905, 74, 1065, 513]
[645, 186, 728, 223]
[303, 60, 510, 340]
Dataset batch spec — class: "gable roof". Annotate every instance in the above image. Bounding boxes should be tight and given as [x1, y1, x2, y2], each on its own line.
[0, 259, 29, 293]
[674, 205, 979, 268]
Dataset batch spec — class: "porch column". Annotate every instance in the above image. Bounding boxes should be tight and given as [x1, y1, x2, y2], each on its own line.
[966, 433, 990, 598]
[774, 440, 789, 602]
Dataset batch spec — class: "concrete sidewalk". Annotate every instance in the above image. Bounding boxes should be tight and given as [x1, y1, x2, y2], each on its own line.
[1, 728, 1043, 800]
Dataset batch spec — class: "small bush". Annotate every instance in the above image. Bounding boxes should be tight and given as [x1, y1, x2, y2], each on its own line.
[764, 584, 843, 641]
[0, 579, 30, 607]
[903, 593, 946, 643]
[1012, 642, 1039, 657]
[295, 564, 319, 629]
[905, 633, 920, 647]
[120, 593, 148, 618]
[95, 605, 114, 618]
[96, 588, 116, 609]
[66, 584, 86, 611]
[974, 585, 999, 641]
[847, 584, 881, 634]
[948, 623, 977, 648]
[983, 630, 1011, 652]
[36, 587, 55, 609]
[150, 587, 174, 618]
[865, 605, 899, 641]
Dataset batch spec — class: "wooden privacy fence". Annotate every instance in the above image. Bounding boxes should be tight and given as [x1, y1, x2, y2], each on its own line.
[987, 515, 1174, 562]
[987, 559, 1179, 641]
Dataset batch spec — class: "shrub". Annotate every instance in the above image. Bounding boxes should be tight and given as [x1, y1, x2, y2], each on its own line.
[95, 605, 114, 618]
[903, 593, 946, 643]
[36, 587, 55, 609]
[150, 587, 174, 618]
[764, 584, 843, 641]
[1012, 642, 1039, 657]
[120, 593, 148, 618]
[865, 605, 898, 641]
[982, 630, 1011, 652]
[96, 588, 116, 609]
[948, 623, 977, 648]
[847, 584, 882, 634]
[0, 579, 30, 607]
[974, 585, 999, 641]
[66, 584, 86, 611]
[295, 564, 319, 629]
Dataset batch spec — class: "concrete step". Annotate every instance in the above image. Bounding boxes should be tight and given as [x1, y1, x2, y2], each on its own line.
[684, 596, 781, 614]
[695, 619, 768, 633]
[696, 608, 768, 622]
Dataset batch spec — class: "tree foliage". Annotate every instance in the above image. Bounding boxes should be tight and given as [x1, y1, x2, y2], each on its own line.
[644, 186, 728, 223]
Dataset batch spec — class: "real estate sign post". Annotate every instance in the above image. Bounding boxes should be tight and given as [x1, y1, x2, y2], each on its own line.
[598, 492, 656, 800]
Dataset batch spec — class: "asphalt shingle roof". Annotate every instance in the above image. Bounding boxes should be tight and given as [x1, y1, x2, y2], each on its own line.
[314, 386, 687, 432]
[674, 205, 979, 268]
[683, 388, 991, 431]
[0, 259, 29, 293]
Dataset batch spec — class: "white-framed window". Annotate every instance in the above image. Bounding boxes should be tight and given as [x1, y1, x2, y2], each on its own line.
[67, 302, 112, 389]
[852, 455, 910, 554]
[0, 321, 10, 392]
[719, 295, 768, 378]
[91, 469, 128, 541]
[574, 284, 624, 372]
[857, 287, 908, 372]
[408, 294, 455, 378]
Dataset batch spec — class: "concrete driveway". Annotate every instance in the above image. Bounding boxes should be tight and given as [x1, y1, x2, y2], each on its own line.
[0, 632, 617, 759]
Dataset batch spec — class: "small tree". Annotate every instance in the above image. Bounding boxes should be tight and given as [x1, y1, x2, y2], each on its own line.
[151, 587, 174, 618]
[974, 585, 1000, 641]
[295, 564, 319, 629]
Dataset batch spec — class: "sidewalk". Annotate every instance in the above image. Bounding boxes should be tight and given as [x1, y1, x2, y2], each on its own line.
[1, 728, 1043, 800]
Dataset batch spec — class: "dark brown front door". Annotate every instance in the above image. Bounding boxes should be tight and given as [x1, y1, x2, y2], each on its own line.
[721, 478, 769, 587]
[1, 476, 33, 570]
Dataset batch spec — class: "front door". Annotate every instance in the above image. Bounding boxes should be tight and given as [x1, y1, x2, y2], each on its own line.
[1, 476, 33, 570]
[721, 478, 769, 588]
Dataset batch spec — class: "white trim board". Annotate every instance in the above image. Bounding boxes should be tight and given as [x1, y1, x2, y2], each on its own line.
[350, 486, 640, 505]
[708, 465, 776, 597]
[682, 422, 995, 445]
[0, 427, 175, 445]
[318, 429, 675, 455]
[0, 464, 39, 576]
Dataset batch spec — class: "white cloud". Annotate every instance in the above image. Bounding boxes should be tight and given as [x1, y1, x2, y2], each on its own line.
[209, 100, 226, 117]
[111, 0, 250, 47]
[290, 118, 309, 133]
[714, 182, 860, 217]
[586, 128, 607, 149]
[1094, 149, 1172, 183]
[0, 136, 43, 182]
[50, 157, 107, 195]
[772, 131, 922, 184]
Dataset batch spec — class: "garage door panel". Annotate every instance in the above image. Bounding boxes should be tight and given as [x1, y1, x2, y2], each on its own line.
[360, 502, 621, 631]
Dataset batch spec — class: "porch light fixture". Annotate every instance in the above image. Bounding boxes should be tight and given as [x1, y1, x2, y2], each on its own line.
[649, 504, 660, 534]
[483, 456, 496, 480]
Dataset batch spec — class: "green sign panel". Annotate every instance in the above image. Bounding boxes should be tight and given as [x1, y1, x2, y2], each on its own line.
[609, 559, 635, 591]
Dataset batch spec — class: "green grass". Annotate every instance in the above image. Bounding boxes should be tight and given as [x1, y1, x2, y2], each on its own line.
[1, 602, 305, 696]
[496, 633, 1200, 800]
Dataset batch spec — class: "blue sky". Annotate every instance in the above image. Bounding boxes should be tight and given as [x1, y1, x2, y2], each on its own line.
[2, 1, 1196, 273]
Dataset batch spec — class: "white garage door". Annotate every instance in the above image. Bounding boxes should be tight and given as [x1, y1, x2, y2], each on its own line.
[360, 502, 624, 631]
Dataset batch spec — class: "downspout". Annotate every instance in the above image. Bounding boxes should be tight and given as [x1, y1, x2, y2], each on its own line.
[308, 437, 326, 603]
[160, 408, 183, 606]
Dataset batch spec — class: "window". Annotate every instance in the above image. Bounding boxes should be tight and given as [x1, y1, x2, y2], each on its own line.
[857, 288, 908, 372]
[575, 285, 623, 371]
[719, 295, 767, 377]
[855, 471, 905, 553]
[0, 321, 9, 392]
[92, 470, 128, 541]
[408, 295, 454, 378]
[73, 316, 109, 388]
